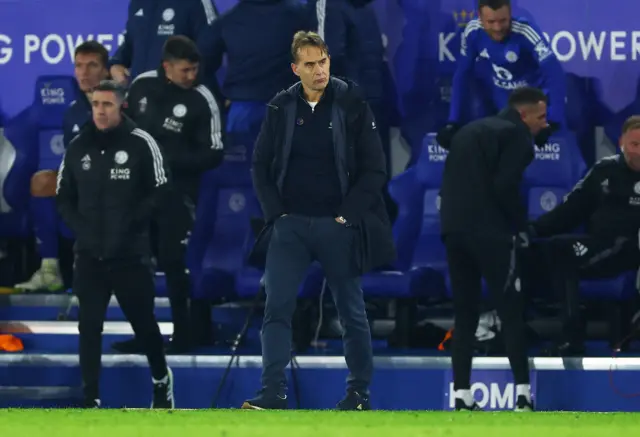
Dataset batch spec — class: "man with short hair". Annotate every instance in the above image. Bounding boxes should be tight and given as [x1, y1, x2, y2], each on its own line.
[112, 35, 224, 354]
[56, 80, 173, 408]
[439, 86, 548, 412]
[16, 41, 109, 293]
[438, 0, 565, 148]
[243, 31, 395, 411]
[530, 115, 640, 356]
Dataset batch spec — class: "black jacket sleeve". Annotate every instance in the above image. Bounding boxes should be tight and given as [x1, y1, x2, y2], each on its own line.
[123, 78, 144, 119]
[337, 102, 388, 224]
[167, 85, 224, 173]
[493, 127, 534, 232]
[532, 164, 600, 237]
[55, 147, 84, 234]
[131, 131, 170, 227]
[251, 104, 285, 223]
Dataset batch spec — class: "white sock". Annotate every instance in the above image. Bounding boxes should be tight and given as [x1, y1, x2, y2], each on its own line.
[516, 384, 531, 401]
[455, 389, 474, 406]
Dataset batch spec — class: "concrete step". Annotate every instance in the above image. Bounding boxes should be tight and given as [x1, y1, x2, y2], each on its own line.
[0, 294, 173, 321]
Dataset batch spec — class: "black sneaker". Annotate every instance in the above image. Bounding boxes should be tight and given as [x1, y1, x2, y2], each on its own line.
[241, 392, 288, 410]
[151, 367, 174, 409]
[514, 395, 534, 412]
[454, 398, 482, 411]
[83, 398, 101, 408]
[337, 391, 371, 410]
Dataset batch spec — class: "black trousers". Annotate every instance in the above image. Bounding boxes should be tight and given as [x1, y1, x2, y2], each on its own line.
[151, 190, 194, 342]
[543, 234, 640, 345]
[444, 233, 530, 390]
[261, 215, 373, 395]
[75, 255, 167, 399]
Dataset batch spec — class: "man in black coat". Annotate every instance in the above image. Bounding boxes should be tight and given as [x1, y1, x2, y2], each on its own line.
[243, 31, 395, 411]
[439, 87, 549, 412]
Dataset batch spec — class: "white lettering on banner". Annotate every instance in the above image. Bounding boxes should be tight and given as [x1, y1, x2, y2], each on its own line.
[439, 30, 640, 62]
[110, 168, 130, 180]
[0, 34, 13, 64]
[439, 33, 456, 62]
[23, 33, 125, 65]
[534, 142, 561, 161]
[427, 144, 448, 162]
[448, 382, 515, 409]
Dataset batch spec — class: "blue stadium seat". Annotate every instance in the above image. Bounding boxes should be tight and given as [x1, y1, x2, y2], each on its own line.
[32, 76, 77, 239]
[359, 167, 429, 297]
[580, 273, 636, 300]
[527, 187, 568, 219]
[189, 169, 254, 301]
[0, 109, 38, 239]
[407, 133, 450, 297]
[524, 130, 585, 189]
[415, 133, 447, 186]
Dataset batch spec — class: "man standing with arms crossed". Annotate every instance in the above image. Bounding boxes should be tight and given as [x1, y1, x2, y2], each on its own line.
[243, 31, 395, 410]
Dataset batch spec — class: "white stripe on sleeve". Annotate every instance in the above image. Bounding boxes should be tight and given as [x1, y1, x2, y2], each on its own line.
[131, 128, 168, 186]
[195, 85, 223, 150]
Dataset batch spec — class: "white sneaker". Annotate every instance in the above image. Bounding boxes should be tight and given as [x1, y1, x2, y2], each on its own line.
[15, 267, 64, 292]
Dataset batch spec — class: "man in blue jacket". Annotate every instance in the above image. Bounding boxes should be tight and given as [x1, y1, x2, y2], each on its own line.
[110, 0, 221, 97]
[438, 0, 566, 146]
[243, 31, 395, 411]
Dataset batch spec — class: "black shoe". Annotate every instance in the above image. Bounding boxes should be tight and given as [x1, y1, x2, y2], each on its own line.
[83, 398, 101, 408]
[241, 391, 288, 410]
[454, 398, 482, 411]
[112, 337, 144, 354]
[514, 395, 534, 412]
[151, 367, 175, 409]
[337, 391, 371, 410]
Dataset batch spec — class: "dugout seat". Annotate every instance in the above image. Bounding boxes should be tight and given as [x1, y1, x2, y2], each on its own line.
[359, 166, 431, 297]
[0, 109, 37, 239]
[189, 168, 254, 301]
[32, 76, 78, 240]
[524, 130, 585, 189]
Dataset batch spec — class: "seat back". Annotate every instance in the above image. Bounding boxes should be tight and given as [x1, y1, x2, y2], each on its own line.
[1, 109, 38, 214]
[189, 169, 257, 298]
[387, 168, 424, 270]
[32, 76, 77, 171]
[411, 133, 448, 268]
[527, 187, 569, 220]
[412, 188, 447, 269]
[415, 132, 447, 186]
[0, 109, 37, 237]
[524, 130, 585, 189]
